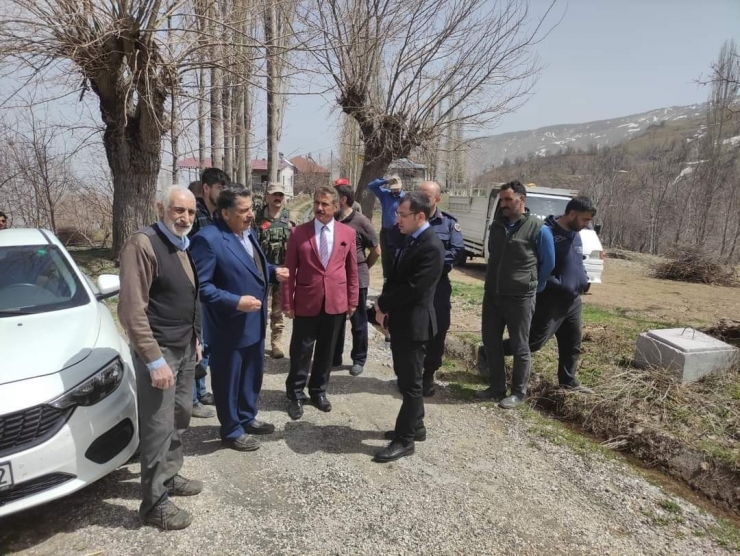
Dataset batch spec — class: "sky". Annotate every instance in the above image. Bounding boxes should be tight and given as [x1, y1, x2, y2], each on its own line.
[279, 0, 740, 162]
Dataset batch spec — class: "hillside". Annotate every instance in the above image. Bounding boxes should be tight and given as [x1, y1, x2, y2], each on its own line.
[466, 104, 707, 176]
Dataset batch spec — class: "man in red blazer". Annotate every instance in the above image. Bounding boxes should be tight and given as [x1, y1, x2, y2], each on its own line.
[282, 186, 359, 419]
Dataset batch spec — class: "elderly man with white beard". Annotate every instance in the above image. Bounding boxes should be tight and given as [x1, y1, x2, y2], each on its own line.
[118, 186, 204, 530]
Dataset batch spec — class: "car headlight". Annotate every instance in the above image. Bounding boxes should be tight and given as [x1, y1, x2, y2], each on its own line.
[50, 358, 125, 409]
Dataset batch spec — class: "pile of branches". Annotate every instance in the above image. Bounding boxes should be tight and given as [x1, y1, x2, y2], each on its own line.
[653, 247, 738, 286]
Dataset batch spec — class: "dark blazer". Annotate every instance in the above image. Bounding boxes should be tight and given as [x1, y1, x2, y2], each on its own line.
[377, 226, 445, 342]
[190, 218, 276, 349]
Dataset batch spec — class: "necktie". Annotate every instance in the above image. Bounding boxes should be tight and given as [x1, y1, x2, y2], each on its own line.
[320, 225, 330, 268]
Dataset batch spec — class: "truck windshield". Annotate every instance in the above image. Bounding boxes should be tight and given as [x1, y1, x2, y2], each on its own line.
[526, 196, 569, 221]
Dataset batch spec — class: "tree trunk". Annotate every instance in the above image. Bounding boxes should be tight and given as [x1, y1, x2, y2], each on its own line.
[198, 67, 207, 168]
[264, 0, 279, 185]
[108, 135, 160, 255]
[171, 85, 180, 184]
[223, 77, 232, 177]
[210, 1, 224, 169]
[244, 82, 253, 188]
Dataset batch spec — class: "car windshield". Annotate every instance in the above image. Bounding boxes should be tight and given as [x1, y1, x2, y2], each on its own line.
[0, 245, 89, 316]
[526, 196, 569, 221]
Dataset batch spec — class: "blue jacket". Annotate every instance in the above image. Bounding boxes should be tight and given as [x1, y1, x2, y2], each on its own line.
[544, 215, 589, 298]
[367, 178, 406, 229]
[190, 219, 277, 349]
[429, 208, 465, 274]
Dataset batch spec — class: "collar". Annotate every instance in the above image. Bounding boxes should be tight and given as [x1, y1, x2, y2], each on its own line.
[411, 222, 431, 239]
[429, 208, 440, 222]
[196, 197, 214, 219]
[156, 221, 190, 251]
[314, 218, 335, 234]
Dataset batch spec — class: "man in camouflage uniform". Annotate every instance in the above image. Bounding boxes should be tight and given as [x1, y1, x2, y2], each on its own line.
[255, 182, 294, 358]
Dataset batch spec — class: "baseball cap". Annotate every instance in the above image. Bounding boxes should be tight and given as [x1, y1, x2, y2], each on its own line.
[266, 182, 285, 194]
[334, 178, 350, 187]
[387, 175, 402, 191]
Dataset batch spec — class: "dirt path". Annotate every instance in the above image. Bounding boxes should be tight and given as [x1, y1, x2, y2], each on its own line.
[0, 322, 734, 555]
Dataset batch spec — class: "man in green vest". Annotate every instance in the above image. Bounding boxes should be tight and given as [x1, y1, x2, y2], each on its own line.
[476, 181, 555, 409]
[255, 182, 294, 358]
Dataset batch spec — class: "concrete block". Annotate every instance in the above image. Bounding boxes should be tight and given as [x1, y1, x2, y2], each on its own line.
[634, 328, 738, 383]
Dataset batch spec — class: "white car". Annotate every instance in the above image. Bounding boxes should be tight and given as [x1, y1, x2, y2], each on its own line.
[0, 229, 138, 517]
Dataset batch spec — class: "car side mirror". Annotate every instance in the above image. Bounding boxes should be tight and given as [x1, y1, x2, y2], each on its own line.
[96, 274, 120, 300]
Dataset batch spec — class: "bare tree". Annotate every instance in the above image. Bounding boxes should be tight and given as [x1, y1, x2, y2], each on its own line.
[264, 0, 295, 184]
[302, 0, 554, 215]
[0, 115, 76, 232]
[0, 0, 191, 253]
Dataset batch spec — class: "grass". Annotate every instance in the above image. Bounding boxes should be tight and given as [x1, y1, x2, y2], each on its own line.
[450, 281, 484, 306]
[711, 519, 740, 551]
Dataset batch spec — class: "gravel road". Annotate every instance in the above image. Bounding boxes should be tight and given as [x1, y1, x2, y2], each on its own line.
[0, 321, 734, 555]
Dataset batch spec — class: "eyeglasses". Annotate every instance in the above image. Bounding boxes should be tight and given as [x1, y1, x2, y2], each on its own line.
[395, 211, 419, 218]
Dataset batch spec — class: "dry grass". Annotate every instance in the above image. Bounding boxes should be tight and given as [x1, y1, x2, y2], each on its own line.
[653, 247, 738, 287]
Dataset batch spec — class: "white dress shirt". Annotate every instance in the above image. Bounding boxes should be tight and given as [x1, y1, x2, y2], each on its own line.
[314, 218, 335, 262]
[235, 230, 254, 257]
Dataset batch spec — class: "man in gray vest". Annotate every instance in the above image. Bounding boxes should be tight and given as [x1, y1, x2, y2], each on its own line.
[476, 181, 555, 409]
[119, 186, 204, 530]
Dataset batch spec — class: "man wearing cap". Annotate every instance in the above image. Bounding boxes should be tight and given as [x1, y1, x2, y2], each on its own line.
[334, 178, 363, 215]
[367, 175, 405, 281]
[255, 182, 294, 358]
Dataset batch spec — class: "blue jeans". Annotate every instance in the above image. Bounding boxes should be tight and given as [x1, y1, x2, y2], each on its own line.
[193, 344, 210, 405]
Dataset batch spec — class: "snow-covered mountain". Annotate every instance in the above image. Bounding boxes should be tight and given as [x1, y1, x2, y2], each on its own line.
[466, 104, 707, 176]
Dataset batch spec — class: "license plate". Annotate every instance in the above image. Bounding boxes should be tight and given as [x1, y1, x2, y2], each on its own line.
[0, 461, 14, 492]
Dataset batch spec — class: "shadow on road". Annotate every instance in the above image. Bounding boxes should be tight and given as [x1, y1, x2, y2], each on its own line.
[0, 467, 142, 552]
[282, 421, 384, 457]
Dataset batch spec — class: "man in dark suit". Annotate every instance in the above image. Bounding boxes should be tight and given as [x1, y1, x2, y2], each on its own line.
[282, 186, 359, 420]
[190, 186, 288, 452]
[373, 191, 444, 463]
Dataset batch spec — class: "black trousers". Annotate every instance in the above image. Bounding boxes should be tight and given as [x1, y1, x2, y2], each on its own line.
[333, 287, 369, 366]
[503, 291, 583, 387]
[481, 293, 536, 398]
[424, 277, 451, 380]
[391, 339, 426, 443]
[286, 308, 344, 400]
[379, 228, 400, 281]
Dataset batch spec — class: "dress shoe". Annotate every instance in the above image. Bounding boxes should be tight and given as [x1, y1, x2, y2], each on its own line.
[350, 364, 364, 377]
[288, 399, 304, 420]
[165, 474, 203, 497]
[384, 427, 426, 442]
[422, 379, 435, 397]
[311, 395, 332, 412]
[144, 499, 192, 530]
[498, 394, 525, 409]
[245, 420, 275, 435]
[222, 433, 260, 451]
[374, 440, 415, 463]
[198, 392, 215, 405]
[191, 403, 215, 419]
[474, 387, 506, 401]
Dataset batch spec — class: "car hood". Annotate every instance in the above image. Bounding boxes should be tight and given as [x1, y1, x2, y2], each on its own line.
[0, 303, 100, 386]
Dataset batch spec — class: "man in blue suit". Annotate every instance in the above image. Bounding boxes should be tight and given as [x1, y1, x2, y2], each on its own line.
[190, 185, 288, 451]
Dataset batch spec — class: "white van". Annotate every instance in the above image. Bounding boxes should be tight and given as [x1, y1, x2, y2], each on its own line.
[448, 184, 604, 285]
